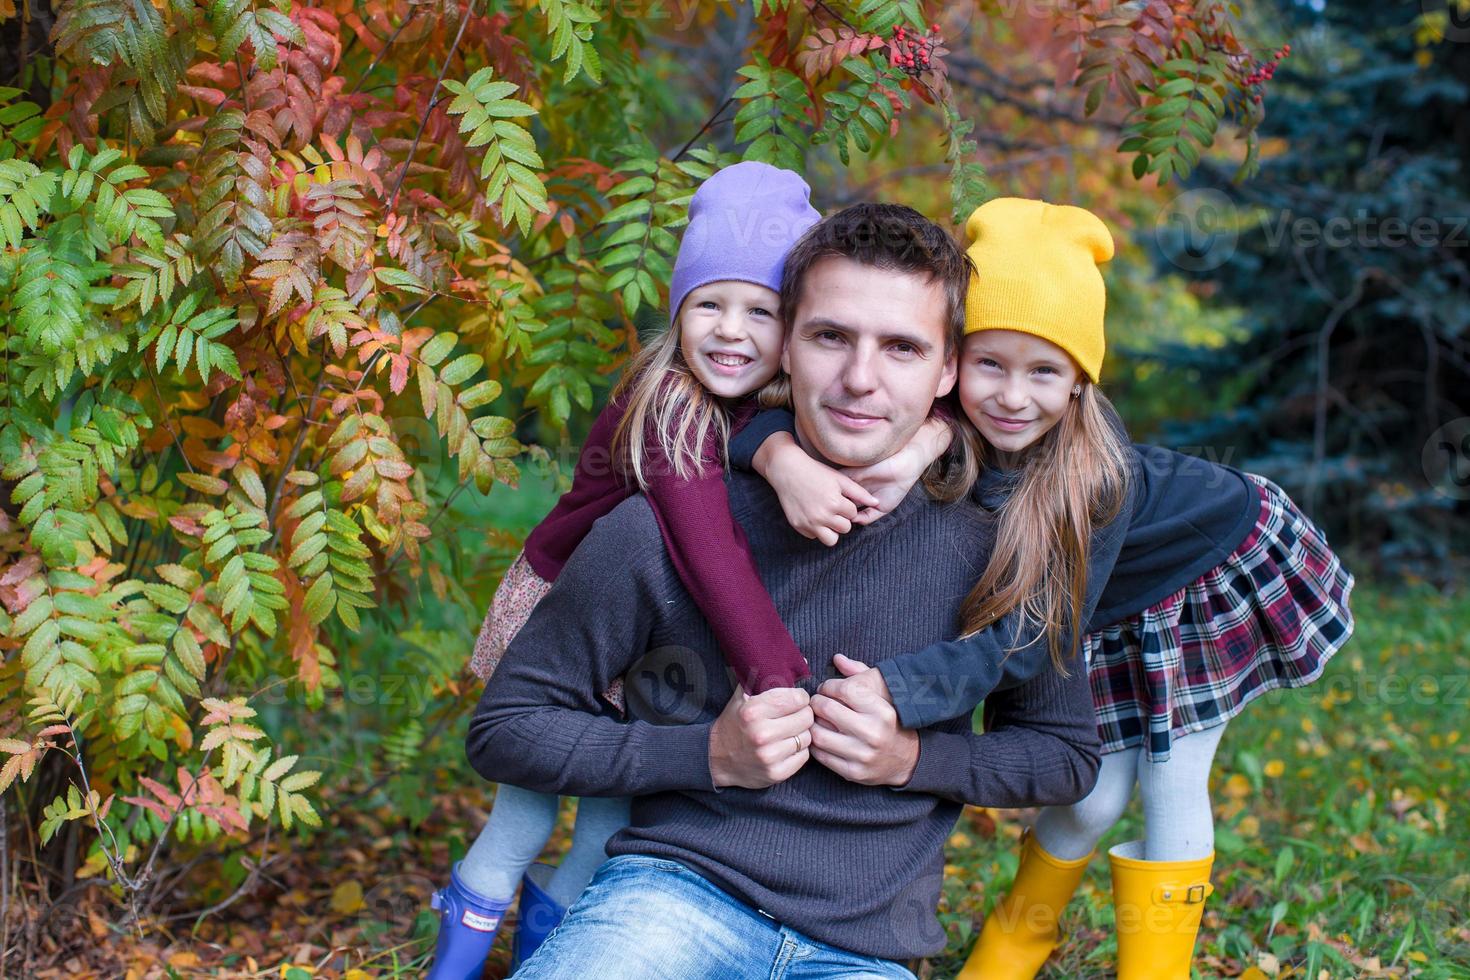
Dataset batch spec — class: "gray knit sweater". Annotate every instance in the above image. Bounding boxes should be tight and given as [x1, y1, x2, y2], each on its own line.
[465, 471, 1102, 961]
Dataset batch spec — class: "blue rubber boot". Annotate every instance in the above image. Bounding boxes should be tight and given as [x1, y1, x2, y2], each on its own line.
[425, 860, 513, 980]
[509, 862, 568, 972]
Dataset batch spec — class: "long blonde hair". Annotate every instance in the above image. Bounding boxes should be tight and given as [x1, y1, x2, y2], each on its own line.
[611, 316, 788, 490]
[959, 384, 1133, 674]
[610, 323, 729, 490]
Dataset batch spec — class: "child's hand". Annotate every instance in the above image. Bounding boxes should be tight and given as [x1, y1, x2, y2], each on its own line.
[755, 432, 880, 546]
[819, 653, 895, 710]
[843, 415, 954, 525]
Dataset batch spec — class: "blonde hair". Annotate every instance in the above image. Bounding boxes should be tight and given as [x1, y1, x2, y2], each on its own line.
[958, 384, 1132, 674]
[611, 308, 789, 490]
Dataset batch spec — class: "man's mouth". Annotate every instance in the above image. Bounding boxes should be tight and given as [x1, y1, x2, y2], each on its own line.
[825, 405, 885, 430]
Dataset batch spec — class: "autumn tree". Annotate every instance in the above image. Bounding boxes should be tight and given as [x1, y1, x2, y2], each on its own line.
[0, 0, 1268, 967]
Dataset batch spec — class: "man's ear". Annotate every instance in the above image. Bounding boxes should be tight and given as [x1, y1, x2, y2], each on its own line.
[780, 329, 794, 376]
[935, 349, 958, 398]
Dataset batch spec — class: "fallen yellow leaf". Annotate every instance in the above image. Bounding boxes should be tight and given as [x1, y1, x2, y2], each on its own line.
[331, 879, 365, 915]
[1264, 759, 1285, 778]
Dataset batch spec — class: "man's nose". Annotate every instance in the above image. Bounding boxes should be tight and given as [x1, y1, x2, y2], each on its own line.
[841, 346, 879, 395]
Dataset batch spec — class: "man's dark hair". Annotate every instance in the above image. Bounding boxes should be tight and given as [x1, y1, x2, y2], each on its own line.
[779, 203, 972, 356]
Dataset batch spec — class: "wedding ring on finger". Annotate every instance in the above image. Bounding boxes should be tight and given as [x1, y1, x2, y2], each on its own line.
[792, 733, 803, 755]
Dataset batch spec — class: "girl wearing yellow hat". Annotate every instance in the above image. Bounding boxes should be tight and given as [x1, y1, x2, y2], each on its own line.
[732, 197, 1356, 979]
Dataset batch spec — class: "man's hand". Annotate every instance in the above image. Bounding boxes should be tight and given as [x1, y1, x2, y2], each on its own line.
[708, 686, 814, 789]
[809, 654, 919, 786]
[753, 432, 880, 546]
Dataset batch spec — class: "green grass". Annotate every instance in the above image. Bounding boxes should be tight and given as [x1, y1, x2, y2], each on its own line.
[927, 580, 1470, 979]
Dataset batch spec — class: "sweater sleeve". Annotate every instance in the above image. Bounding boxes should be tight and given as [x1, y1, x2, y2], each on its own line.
[726, 408, 797, 472]
[644, 422, 811, 694]
[875, 490, 1133, 728]
[521, 396, 637, 582]
[896, 646, 1102, 808]
[465, 501, 718, 798]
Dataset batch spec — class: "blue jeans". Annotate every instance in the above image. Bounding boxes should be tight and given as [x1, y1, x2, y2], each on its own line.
[511, 854, 918, 979]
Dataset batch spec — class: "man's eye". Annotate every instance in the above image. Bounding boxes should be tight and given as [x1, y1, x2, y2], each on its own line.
[891, 343, 916, 355]
[816, 331, 842, 342]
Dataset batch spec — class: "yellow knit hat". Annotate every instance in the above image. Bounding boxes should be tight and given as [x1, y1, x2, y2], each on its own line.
[963, 198, 1114, 382]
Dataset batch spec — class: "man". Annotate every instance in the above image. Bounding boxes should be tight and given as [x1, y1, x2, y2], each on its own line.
[465, 204, 1101, 978]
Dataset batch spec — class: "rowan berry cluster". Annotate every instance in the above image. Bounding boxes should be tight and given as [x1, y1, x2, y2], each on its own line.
[1246, 43, 1290, 103]
[890, 23, 942, 76]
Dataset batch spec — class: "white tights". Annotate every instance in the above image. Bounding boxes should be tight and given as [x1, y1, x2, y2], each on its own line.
[1033, 722, 1226, 862]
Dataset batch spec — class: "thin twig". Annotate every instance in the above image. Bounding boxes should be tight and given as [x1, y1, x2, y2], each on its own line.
[672, 96, 735, 163]
[159, 824, 275, 926]
[1307, 267, 1375, 513]
[267, 371, 329, 530]
[350, 11, 423, 95]
[386, 0, 477, 212]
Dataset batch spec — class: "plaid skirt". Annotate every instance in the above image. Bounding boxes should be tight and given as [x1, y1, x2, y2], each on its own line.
[1084, 473, 1356, 761]
[468, 550, 626, 713]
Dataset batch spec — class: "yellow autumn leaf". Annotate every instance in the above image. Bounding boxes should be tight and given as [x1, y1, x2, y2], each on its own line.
[1264, 759, 1285, 778]
[1238, 815, 1261, 838]
[331, 879, 365, 915]
[948, 832, 972, 849]
[1239, 968, 1269, 980]
[1223, 773, 1252, 798]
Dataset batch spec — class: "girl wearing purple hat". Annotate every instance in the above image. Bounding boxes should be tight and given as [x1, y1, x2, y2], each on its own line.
[427, 162, 861, 978]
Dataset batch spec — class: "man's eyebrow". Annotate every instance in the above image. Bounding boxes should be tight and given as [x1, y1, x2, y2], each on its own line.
[799, 317, 936, 354]
[798, 316, 852, 335]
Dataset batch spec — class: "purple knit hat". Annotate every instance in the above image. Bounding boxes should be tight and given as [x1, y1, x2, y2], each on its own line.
[668, 161, 821, 324]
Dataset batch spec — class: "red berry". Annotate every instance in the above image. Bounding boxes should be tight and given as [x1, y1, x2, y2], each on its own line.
[931, 23, 941, 33]
[1253, 94, 1262, 103]
[1284, 44, 1291, 53]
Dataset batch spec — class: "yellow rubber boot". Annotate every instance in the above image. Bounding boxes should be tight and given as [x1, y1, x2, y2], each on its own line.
[956, 829, 1093, 980]
[1108, 840, 1216, 980]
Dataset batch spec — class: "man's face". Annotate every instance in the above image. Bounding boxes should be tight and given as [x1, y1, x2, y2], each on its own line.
[781, 256, 957, 468]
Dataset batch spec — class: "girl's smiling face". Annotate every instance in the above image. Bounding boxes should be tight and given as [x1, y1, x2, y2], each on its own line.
[678, 280, 785, 398]
[959, 329, 1082, 456]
